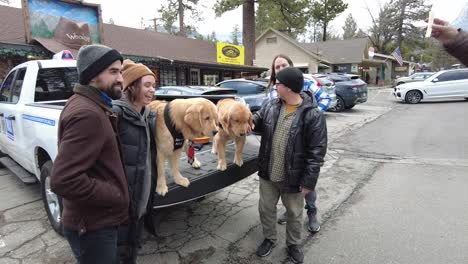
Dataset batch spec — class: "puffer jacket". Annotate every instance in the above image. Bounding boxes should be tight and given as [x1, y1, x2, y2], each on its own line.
[112, 99, 156, 220]
[253, 92, 328, 192]
[445, 30, 468, 66]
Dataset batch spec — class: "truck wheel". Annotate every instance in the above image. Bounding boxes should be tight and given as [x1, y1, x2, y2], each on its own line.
[40, 161, 63, 236]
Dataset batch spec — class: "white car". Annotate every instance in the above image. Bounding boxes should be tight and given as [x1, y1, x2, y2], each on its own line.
[393, 69, 468, 104]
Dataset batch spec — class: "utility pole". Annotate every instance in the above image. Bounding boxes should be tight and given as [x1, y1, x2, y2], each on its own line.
[148, 17, 162, 32]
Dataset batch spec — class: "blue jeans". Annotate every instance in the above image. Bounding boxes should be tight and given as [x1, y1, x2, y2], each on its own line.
[304, 190, 317, 216]
[64, 226, 118, 264]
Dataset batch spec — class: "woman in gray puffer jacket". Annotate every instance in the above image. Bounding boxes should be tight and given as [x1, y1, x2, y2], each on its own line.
[113, 59, 157, 264]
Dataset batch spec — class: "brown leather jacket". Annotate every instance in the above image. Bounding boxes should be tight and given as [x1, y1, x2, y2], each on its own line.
[445, 30, 468, 66]
[51, 84, 129, 234]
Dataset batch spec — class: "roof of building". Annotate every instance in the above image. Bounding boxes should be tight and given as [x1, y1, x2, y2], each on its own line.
[255, 27, 330, 64]
[300, 38, 369, 64]
[256, 28, 371, 65]
[0, 5, 266, 71]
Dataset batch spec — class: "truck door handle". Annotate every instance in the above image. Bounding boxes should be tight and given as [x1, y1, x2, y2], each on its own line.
[6, 115, 15, 121]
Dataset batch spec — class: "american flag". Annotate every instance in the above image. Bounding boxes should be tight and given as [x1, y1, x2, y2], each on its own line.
[392, 46, 404, 66]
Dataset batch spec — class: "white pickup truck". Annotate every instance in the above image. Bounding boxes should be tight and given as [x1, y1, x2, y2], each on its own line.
[0, 58, 77, 234]
[0, 58, 259, 236]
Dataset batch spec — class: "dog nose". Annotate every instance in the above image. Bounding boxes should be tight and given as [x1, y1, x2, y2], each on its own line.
[240, 133, 245, 137]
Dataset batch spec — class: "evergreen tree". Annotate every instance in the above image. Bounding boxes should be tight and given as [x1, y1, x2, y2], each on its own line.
[311, 0, 348, 41]
[342, 14, 357, 39]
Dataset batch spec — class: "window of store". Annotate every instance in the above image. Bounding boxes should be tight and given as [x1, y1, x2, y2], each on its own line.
[190, 68, 200, 85]
[178, 68, 187, 85]
[203, 74, 219, 86]
[160, 66, 177, 86]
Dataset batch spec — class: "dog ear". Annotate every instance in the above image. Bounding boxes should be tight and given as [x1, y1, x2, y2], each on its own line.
[220, 110, 230, 131]
[248, 111, 253, 127]
[184, 104, 203, 131]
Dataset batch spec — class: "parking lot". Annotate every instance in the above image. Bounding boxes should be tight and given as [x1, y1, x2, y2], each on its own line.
[0, 88, 394, 264]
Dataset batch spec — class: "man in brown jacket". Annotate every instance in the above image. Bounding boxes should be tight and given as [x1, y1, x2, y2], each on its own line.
[51, 44, 129, 264]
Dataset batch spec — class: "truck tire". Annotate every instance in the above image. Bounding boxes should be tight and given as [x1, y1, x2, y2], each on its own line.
[40, 161, 63, 236]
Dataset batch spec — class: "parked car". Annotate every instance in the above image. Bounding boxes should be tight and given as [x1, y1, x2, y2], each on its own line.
[155, 85, 237, 96]
[215, 79, 269, 113]
[393, 72, 434, 87]
[324, 73, 368, 111]
[393, 69, 468, 104]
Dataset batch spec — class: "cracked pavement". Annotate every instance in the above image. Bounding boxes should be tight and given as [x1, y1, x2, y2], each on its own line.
[0, 88, 394, 264]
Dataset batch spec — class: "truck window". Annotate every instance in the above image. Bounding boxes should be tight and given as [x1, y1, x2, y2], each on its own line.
[11, 68, 26, 104]
[35, 67, 78, 102]
[0, 71, 15, 102]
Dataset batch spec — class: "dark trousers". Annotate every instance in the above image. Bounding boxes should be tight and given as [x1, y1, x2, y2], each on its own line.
[64, 226, 118, 264]
[304, 190, 317, 216]
[117, 217, 144, 264]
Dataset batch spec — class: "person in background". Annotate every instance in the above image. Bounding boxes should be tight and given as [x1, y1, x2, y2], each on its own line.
[253, 67, 327, 263]
[431, 18, 468, 65]
[113, 59, 157, 264]
[267, 54, 332, 112]
[267, 54, 330, 233]
[51, 44, 129, 264]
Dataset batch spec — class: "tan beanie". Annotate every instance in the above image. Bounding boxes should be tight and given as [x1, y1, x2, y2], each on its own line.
[122, 59, 156, 90]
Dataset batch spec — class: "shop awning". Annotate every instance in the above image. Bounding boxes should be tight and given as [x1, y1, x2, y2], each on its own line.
[361, 58, 387, 67]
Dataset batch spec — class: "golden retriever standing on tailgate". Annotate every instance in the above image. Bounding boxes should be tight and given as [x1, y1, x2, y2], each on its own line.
[148, 98, 218, 196]
[212, 99, 252, 171]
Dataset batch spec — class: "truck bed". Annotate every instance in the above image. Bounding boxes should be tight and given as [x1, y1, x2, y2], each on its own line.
[152, 135, 260, 208]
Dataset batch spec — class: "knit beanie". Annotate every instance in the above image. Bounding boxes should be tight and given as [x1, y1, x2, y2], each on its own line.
[122, 59, 156, 90]
[275, 67, 304, 93]
[76, 44, 123, 85]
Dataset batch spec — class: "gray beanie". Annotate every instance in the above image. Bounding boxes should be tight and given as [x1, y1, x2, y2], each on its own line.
[76, 44, 123, 84]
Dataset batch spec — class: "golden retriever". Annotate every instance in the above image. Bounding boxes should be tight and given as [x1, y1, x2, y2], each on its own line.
[148, 98, 218, 196]
[211, 99, 252, 171]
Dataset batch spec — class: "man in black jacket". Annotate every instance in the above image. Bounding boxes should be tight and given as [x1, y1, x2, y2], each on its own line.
[252, 67, 327, 264]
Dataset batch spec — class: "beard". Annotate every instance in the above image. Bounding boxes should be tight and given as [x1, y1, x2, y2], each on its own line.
[106, 84, 123, 100]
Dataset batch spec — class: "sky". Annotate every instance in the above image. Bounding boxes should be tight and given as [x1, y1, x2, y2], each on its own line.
[3, 0, 467, 41]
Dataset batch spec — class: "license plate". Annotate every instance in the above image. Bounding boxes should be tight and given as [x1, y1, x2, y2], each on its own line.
[363, 92, 367, 97]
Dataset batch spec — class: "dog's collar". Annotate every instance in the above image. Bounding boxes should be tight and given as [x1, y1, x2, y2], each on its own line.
[164, 102, 185, 150]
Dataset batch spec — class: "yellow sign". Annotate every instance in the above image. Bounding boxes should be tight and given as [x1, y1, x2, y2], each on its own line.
[216, 42, 244, 65]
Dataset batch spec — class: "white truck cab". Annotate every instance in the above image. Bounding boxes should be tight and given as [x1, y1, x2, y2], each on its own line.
[0, 58, 77, 234]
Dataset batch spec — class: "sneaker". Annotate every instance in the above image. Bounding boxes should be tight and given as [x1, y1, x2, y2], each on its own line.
[287, 244, 304, 263]
[307, 213, 320, 233]
[256, 239, 275, 257]
[277, 211, 287, 225]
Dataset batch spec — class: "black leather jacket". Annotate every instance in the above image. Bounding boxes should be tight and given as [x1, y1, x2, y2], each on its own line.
[253, 92, 327, 192]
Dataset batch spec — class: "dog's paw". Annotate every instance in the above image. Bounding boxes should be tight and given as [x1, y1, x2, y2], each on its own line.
[174, 176, 190, 187]
[217, 161, 227, 171]
[192, 158, 201, 169]
[234, 157, 243, 167]
[156, 184, 169, 196]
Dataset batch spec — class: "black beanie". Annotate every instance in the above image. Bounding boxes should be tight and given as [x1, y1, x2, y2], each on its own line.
[76, 44, 123, 85]
[275, 67, 304, 93]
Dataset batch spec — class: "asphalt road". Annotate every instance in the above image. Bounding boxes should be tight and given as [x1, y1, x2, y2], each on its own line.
[304, 95, 468, 263]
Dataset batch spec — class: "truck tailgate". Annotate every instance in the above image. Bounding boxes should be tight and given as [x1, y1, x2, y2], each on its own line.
[152, 135, 260, 208]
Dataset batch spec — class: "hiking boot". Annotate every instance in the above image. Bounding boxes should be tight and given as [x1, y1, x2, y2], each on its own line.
[277, 211, 287, 225]
[307, 213, 320, 233]
[256, 239, 275, 257]
[287, 244, 304, 263]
